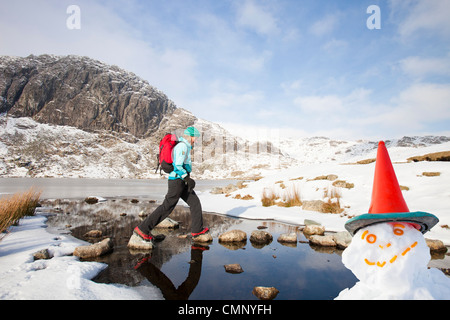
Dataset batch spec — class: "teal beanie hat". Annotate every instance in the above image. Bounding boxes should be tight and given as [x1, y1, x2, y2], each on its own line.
[184, 126, 201, 137]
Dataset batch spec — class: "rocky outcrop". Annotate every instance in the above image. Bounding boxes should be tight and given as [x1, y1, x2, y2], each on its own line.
[0, 54, 176, 138]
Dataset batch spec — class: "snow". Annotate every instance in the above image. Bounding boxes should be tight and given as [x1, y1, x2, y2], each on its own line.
[198, 156, 450, 246]
[0, 214, 163, 300]
[1, 116, 449, 299]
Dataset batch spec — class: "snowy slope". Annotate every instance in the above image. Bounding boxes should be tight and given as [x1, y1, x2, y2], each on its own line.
[198, 140, 450, 246]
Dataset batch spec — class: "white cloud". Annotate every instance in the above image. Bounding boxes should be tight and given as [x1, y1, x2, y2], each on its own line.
[236, 0, 279, 36]
[394, 0, 450, 38]
[309, 14, 339, 36]
[353, 83, 450, 137]
[399, 54, 450, 78]
[390, 83, 450, 124]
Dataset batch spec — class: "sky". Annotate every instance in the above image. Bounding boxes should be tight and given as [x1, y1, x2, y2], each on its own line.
[0, 0, 449, 141]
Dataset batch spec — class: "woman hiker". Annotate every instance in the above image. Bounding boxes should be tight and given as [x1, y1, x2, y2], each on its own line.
[128, 126, 212, 250]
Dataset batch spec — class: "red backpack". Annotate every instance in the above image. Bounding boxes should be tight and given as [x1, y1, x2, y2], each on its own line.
[155, 134, 179, 174]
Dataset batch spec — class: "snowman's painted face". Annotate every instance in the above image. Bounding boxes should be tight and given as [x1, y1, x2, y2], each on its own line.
[361, 223, 418, 267]
[342, 221, 430, 286]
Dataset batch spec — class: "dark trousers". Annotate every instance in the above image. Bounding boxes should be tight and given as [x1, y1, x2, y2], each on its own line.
[138, 179, 204, 234]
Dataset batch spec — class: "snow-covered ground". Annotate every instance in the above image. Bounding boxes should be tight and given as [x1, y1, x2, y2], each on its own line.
[0, 213, 163, 300]
[199, 142, 450, 246]
[1, 116, 449, 299]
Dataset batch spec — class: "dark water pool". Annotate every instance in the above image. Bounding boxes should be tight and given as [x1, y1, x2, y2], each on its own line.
[44, 198, 358, 300]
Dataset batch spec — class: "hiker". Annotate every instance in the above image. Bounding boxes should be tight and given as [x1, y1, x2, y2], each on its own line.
[128, 126, 211, 249]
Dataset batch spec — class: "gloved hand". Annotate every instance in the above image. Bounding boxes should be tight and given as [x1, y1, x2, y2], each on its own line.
[184, 176, 196, 192]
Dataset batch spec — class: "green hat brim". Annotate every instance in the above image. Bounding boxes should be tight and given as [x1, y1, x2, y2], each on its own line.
[345, 211, 439, 236]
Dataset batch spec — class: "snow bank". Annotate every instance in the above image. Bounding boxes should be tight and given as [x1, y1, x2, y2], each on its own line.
[0, 215, 162, 300]
[198, 146, 450, 246]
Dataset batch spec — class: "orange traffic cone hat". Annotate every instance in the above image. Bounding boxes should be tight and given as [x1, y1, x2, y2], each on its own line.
[368, 141, 409, 214]
[345, 141, 438, 236]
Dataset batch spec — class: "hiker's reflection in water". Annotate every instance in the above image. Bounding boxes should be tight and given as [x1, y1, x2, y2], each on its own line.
[135, 245, 208, 300]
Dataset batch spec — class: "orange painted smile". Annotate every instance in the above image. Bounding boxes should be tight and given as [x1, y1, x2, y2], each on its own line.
[362, 224, 418, 268]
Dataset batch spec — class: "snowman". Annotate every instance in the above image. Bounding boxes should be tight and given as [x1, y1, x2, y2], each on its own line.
[336, 141, 450, 300]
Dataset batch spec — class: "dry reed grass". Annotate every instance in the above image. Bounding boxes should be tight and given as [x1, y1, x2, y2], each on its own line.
[261, 188, 279, 207]
[261, 185, 302, 207]
[0, 188, 42, 240]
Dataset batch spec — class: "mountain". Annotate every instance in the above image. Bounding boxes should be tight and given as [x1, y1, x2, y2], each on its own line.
[0, 54, 175, 138]
[0, 54, 448, 180]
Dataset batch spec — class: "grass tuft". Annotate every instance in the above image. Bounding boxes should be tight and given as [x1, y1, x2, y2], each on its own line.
[0, 188, 42, 240]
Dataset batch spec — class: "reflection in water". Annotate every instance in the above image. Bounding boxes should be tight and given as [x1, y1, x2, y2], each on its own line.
[135, 245, 208, 300]
[44, 198, 358, 300]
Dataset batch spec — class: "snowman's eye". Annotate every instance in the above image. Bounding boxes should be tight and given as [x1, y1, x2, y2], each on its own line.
[366, 234, 377, 244]
[393, 224, 405, 236]
[361, 230, 377, 244]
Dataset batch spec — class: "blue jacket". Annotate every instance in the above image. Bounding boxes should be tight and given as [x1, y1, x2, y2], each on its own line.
[168, 137, 192, 180]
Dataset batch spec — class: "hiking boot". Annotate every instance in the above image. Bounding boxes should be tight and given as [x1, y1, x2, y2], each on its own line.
[127, 227, 154, 250]
[191, 227, 212, 243]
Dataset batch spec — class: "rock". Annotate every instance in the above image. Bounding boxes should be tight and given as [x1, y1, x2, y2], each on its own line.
[127, 234, 153, 250]
[302, 200, 326, 212]
[426, 239, 448, 253]
[332, 180, 355, 189]
[250, 230, 273, 244]
[33, 249, 51, 260]
[326, 174, 338, 181]
[1, 55, 176, 138]
[74, 238, 114, 258]
[303, 224, 325, 235]
[84, 197, 99, 204]
[224, 264, 244, 274]
[332, 231, 352, 248]
[155, 217, 179, 229]
[218, 230, 247, 242]
[210, 187, 225, 194]
[192, 232, 213, 243]
[138, 211, 148, 218]
[277, 232, 297, 243]
[304, 219, 321, 226]
[83, 230, 102, 238]
[252, 286, 279, 300]
[223, 184, 238, 194]
[309, 235, 336, 247]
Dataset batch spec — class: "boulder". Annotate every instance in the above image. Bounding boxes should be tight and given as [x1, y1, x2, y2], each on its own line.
[83, 230, 102, 238]
[302, 200, 325, 212]
[193, 232, 213, 243]
[74, 238, 113, 258]
[219, 230, 247, 242]
[332, 231, 352, 248]
[250, 230, 273, 244]
[309, 235, 336, 247]
[303, 224, 325, 235]
[224, 264, 244, 274]
[33, 249, 51, 260]
[277, 233, 297, 243]
[127, 234, 153, 250]
[155, 217, 179, 229]
[426, 239, 448, 253]
[252, 286, 279, 300]
[304, 219, 321, 226]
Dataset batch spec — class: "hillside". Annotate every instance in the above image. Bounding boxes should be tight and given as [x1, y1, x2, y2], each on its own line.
[1, 54, 449, 180]
[0, 54, 175, 138]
